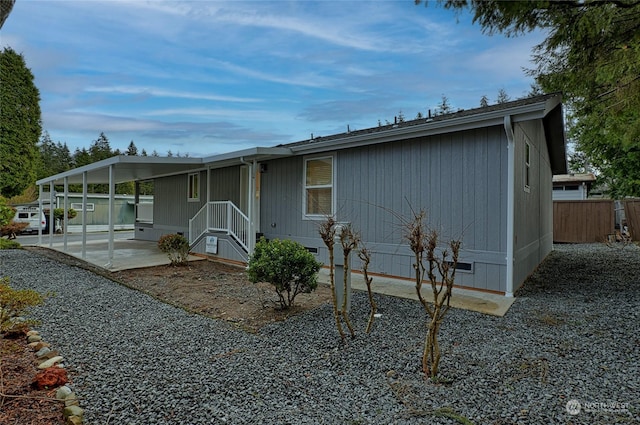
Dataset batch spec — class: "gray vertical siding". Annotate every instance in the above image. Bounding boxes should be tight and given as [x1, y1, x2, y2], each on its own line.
[136, 166, 246, 245]
[145, 166, 242, 240]
[209, 166, 241, 206]
[152, 170, 207, 236]
[512, 120, 554, 291]
[261, 126, 510, 292]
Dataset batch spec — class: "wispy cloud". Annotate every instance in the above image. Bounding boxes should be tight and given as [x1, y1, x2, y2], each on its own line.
[85, 85, 261, 103]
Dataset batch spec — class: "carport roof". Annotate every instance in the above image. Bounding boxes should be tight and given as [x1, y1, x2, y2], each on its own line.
[36, 155, 204, 185]
[36, 147, 294, 185]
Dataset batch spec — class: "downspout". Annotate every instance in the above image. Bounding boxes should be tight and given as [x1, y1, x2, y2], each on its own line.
[504, 115, 515, 298]
[239, 157, 254, 254]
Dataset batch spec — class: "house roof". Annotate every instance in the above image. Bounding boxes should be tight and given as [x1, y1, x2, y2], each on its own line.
[278, 92, 567, 174]
[36, 93, 567, 186]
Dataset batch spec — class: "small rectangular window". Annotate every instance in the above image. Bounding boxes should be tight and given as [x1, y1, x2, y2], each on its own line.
[303, 156, 334, 217]
[188, 173, 199, 201]
[70, 203, 95, 212]
[524, 142, 531, 192]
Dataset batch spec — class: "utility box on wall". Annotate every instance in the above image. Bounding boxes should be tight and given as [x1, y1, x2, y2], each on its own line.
[205, 236, 218, 254]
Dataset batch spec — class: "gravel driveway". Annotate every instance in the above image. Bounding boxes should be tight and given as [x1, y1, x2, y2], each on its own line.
[1, 244, 638, 424]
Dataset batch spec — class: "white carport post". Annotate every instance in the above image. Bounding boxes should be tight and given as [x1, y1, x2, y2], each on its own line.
[206, 167, 211, 232]
[81, 172, 88, 260]
[37, 184, 43, 246]
[106, 164, 115, 268]
[48, 181, 54, 247]
[63, 177, 69, 251]
[248, 159, 258, 254]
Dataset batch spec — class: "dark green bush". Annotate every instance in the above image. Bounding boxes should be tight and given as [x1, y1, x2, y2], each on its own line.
[247, 237, 322, 310]
[157, 234, 190, 266]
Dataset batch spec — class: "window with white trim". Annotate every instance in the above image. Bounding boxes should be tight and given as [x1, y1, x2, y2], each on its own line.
[70, 202, 95, 212]
[188, 173, 200, 201]
[304, 155, 334, 217]
[524, 142, 531, 192]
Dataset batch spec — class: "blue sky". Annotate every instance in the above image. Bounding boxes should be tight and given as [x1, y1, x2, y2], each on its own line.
[2, 0, 545, 158]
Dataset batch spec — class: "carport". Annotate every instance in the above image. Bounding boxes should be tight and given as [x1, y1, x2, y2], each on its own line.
[35, 155, 204, 268]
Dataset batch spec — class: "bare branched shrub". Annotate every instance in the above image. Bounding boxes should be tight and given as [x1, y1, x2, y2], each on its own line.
[358, 246, 377, 333]
[338, 224, 359, 338]
[405, 209, 461, 379]
[318, 216, 344, 339]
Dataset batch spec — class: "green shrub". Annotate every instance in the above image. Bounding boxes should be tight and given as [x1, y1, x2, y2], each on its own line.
[247, 237, 322, 310]
[0, 277, 45, 335]
[0, 238, 21, 249]
[0, 197, 16, 227]
[157, 233, 190, 266]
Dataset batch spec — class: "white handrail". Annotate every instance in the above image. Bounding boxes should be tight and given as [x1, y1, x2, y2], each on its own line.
[188, 201, 249, 252]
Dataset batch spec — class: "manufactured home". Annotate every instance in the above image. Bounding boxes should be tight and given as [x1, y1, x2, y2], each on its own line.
[55, 193, 153, 232]
[36, 93, 567, 297]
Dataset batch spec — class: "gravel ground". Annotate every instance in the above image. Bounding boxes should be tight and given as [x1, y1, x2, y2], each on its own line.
[1, 244, 638, 425]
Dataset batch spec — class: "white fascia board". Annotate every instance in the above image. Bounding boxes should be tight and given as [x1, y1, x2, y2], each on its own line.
[202, 147, 293, 167]
[36, 156, 122, 185]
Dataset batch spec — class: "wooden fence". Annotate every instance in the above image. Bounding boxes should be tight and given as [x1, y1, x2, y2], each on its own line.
[623, 199, 640, 241]
[553, 200, 615, 243]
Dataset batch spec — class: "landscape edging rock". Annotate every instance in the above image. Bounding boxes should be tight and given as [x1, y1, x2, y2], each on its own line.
[26, 330, 84, 425]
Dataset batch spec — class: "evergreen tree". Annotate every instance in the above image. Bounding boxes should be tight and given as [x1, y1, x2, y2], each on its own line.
[73, 148, 92, 167]
[435, 95, 452, 115]
[420, 0, 640, 196]
[89, 132, 113, 162]
[479, 95, 489, 108]
[0, 47, 42, 197]
[496, 88, 510, 104]
[126, 141, 138, 156]
[37, 131, 72, 179]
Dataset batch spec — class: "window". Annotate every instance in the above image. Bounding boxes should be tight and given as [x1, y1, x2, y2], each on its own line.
[304, 156, 334, 217]
[188, 173, 199, 201]
[70, 203, 95, 212]
[524, 142, 531, 192]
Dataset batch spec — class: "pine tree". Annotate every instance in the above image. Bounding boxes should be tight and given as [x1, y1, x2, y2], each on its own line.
[496, 88, 510, 104]
[0, 47, 41, 197]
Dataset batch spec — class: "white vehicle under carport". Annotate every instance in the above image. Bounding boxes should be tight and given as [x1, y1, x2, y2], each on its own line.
[13, 207, 47, 234]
